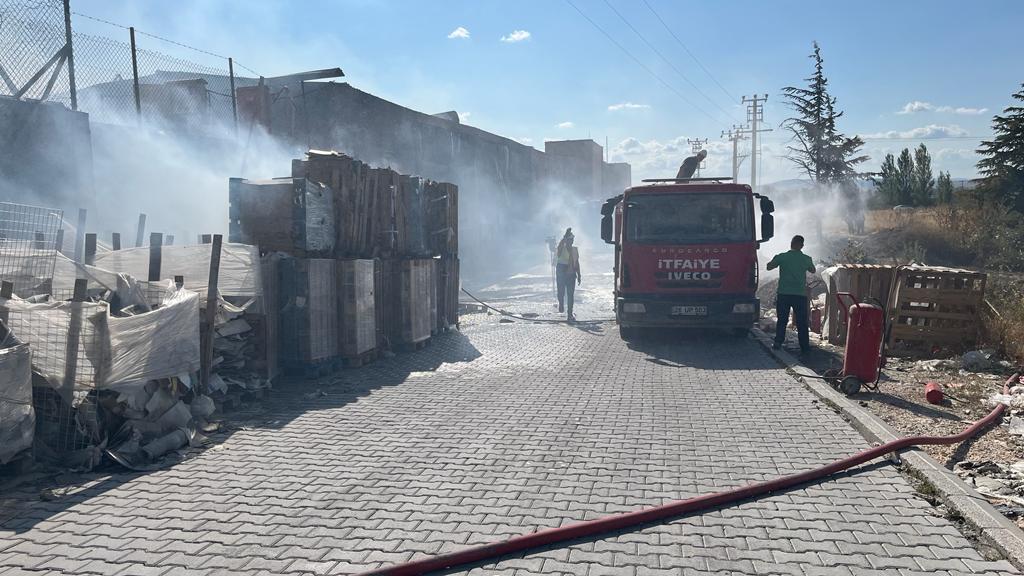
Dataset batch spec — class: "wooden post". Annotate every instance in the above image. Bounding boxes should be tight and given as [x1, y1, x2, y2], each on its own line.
[74, 208, 87, 262]
[0, 280, 12, 326]
[130, 27, 142, 122]
[0, 281, 11, 299]
[111, 232, 121, 251]
[135, 214, 147, 248]
[201, 234, 212, 244]
[55, 229, 64, 253]
[200, 235, 223, 395]
[62, 278, 88, 402]
[174, 275, 184, 289]
[166, 234, 175, 246]
[84, 233, 97, 265]
[148, 232, 163, 281]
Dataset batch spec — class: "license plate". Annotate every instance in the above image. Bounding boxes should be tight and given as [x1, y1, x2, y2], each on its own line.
[671, 305, 707, 316]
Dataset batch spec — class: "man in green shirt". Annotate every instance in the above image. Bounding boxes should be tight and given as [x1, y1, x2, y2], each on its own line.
[766, 235, 816, 354]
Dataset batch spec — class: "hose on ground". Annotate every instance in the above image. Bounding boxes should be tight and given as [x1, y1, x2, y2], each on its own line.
[357, 373, 1019, 576]
[460, 287, 613, 324]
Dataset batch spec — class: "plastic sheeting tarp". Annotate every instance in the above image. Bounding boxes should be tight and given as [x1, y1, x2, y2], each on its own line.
[92, 243, 262, 300]
[0, 283, 201, 393]
[0, 344, 34, 464]
[107, 286, 200, 386]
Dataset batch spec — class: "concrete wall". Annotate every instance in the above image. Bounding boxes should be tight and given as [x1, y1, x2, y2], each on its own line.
[0, 97, 94, 214]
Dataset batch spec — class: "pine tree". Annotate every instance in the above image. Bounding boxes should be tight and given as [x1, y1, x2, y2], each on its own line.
[782, 42, 868, 185]
[936, 171, 954, 204]
[977, 83, 1024, 212]
[874, 153, 899, 205]
[896, 148, 915, 206]
[912, 144, 935, 206]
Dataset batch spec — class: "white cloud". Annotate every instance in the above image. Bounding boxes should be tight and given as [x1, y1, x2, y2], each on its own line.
[898, 101, 934, 114]
[952, 106, 988, 115]
[555, 121, 574, 129]
[861, 124, 970, 139]
[898, 101, 988, 116]
[516, 137, 533, 145]
[500, 30, 531, 43]
[608, 102, 651, 112]
[458, 111, 471, 122]
[447, 27, 470, 39]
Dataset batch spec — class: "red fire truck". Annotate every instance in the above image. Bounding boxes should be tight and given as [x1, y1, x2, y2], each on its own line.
[600, 177, 775, 338]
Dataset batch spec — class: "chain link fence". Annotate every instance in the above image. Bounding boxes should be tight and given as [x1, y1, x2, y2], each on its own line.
[0, 0, 72, 103]
[1, 0, 260, 135]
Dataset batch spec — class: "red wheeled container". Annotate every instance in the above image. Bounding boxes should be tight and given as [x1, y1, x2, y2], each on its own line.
[835, 292, 885, 395]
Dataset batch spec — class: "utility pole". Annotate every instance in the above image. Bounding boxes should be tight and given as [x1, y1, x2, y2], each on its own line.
[721, 126, 747, 181]
[740, 95, 772, 191]
[687, 138, 708, 177]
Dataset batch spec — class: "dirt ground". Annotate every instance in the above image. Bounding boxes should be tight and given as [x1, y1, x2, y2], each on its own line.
[793, 332, 1024, 526]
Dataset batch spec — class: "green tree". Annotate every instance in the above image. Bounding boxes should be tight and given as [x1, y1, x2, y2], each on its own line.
[977, 83, 1024, 213]
[873, 153, 899, 205]
[782, 42, 868, 185]
[936, 171, 954, 204]
[896, 148, 915, 205]
[912, 143, 935, 206]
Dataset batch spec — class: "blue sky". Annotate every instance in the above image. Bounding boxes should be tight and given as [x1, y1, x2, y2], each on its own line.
[73, 0, 1024, 183]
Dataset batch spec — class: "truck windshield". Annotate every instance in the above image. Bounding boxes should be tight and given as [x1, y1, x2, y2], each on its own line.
[626, 193, 752, 244]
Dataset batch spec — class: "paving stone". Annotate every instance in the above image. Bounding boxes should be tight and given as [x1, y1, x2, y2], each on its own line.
[0, 324, 1016, 575]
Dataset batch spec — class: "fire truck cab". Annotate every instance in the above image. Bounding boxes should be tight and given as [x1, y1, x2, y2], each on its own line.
[601, 177, 775, 337]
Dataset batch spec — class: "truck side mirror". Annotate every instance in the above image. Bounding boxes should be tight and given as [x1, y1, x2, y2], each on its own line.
[760, 197, 775, 214]
[601, 215, 614, 244]
[760, 213, 774, 243]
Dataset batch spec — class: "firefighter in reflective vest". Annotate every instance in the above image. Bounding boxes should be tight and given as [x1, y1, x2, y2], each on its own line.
[555, 228, 581, 322]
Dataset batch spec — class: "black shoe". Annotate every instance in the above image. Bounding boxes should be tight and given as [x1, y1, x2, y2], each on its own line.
[559, 305, 564, 313]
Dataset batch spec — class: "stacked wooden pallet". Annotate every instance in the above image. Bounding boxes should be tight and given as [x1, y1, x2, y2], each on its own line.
[824, 264, 987, 353]
[277, 258, 340, 375]
[889, 266, 986, 351]
[825, 264, 895, 345]
[232, 149, 460, 371]
[228, 177, 334, 257]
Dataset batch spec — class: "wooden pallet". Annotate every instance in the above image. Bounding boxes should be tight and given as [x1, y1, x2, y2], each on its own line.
[825, 264, 896, 345]
[889, 267, 986, 351]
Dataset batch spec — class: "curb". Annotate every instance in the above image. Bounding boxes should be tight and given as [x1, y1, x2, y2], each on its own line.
[751, 327, 1024, 570]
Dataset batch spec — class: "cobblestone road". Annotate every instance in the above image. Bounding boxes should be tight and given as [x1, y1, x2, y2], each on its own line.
[0, 320, 1018, 575]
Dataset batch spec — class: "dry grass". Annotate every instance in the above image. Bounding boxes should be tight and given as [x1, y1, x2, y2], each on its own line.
[985, 274, 1024, 364]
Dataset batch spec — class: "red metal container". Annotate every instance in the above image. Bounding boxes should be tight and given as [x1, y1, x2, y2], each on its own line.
[838, 292, 884, 385]
[925, 382, 944, 404]
[810, 307, 823, 334]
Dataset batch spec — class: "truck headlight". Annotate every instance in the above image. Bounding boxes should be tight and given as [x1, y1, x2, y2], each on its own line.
[622, 303, 646, 313]
[732, 303, 755, 314]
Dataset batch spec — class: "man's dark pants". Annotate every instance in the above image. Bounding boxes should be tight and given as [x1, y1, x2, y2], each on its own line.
[556, 264, 575, 316]
[775, 294, 810, 352]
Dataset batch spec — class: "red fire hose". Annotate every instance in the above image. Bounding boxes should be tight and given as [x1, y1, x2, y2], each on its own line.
[359, 373, 1020, 576]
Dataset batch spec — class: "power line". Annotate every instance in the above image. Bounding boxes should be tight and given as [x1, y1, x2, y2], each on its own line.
[640, 0, 735, 103]
[600, 0, 738, 124]
[562, 0, 720, 124]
